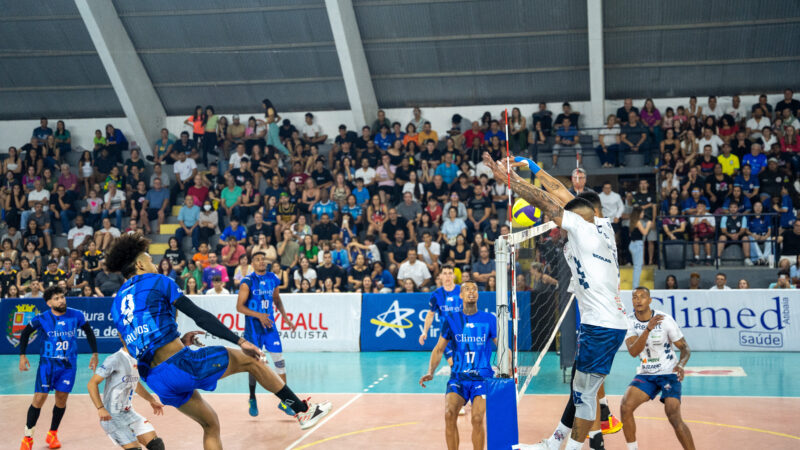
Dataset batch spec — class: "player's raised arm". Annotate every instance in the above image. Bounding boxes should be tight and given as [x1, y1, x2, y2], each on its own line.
[236, 280, 273, 329]
[672, 338, 691, 381]
[482, 153, 565, 226]
[173, 295, 264, 359]
[419, 336, 449, 387]
[511, 156, 574, 206]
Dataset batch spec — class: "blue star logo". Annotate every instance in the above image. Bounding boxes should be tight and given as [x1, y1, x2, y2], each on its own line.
[572, 391, 583, 405]
[370, 300, 415, 338]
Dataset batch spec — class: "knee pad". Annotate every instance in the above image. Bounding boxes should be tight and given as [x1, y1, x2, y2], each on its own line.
[270, 352, 286, 375]
[146, 437, 165, 450]
[572, 370, 604, 421]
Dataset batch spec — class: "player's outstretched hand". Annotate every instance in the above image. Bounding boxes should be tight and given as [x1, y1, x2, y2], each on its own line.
[419, 373, 433, 388]
[89, 353, 99, 371]
[150, 400, 165, 416]
[646, 314, 664, 331]
[482, 153, 510, 182]
[19, 355, 30, 372]
[181, 330, 206, 347]
[97, 406, 112, 422]
[673, 365, 685, 382]
[239, 339, 264, 360]
[257, 313, 274, 329]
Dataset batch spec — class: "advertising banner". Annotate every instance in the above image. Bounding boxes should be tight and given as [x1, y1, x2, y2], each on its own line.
[1, 297, 121, 355]
[177, 293, 361, 351]
[620, 289, 798, 351]
[360, 292, 531, 351]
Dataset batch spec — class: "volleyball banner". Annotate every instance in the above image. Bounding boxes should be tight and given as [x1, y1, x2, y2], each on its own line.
[360, 292, 531, 351]
[0, 297, 121, 355]
[620, 289, 799, 351]
[178, 293, 361, 352]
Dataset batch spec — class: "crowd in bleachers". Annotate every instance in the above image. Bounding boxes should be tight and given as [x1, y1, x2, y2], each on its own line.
[1, 90, 799, 297]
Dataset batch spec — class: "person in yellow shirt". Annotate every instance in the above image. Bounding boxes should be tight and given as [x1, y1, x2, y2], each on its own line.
[417, 121, 439, 144]
[717, 143, 740, 176]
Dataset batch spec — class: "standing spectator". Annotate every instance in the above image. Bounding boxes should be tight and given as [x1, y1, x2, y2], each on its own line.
[710, 272, 731, 290]
[628, 207, 652, 287]
[632, 179, 657, 265]
[690, 202, 716, 264]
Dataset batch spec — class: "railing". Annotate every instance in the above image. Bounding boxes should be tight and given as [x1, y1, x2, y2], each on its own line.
[657, 212, 780, 270]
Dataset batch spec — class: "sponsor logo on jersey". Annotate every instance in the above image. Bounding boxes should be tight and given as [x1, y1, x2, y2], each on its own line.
[6, 303, 40, 347]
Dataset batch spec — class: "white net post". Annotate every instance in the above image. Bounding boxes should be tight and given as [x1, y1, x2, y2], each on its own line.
[495, 236, 512, 378]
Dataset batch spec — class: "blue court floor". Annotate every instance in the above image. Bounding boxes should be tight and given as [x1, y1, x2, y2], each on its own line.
[3, 351, 798, 398]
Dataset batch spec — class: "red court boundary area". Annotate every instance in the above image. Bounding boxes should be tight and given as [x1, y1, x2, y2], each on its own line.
[1, 394, 798, 449]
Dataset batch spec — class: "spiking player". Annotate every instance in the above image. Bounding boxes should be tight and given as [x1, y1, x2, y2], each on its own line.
[420, 281, 496, 450]
[621, 287, 695, 450]
[236, 251, 297, 417]
[484, 155, 628, 450]
[18, 285, 99, 450]
[105, 234, 331, 450]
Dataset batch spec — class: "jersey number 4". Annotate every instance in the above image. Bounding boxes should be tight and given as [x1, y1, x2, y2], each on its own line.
[572, 257, 590, 289]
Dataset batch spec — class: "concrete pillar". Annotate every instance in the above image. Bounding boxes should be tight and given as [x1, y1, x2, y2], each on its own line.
[586, 0, 606, 126]
[75, 0, 165, 156]
[325, 0, 378, 127]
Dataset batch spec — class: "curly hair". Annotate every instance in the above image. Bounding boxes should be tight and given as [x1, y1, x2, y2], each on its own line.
[105, 233, 150, 278]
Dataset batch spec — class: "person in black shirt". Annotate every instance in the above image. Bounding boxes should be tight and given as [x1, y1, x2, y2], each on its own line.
[0, 258, 17, 293]
[418, 140, 442, 166]
[775, 88, 800, 117]
[705, 163, 733, 211]
[386, 229, 412, 271]
[467, 184, 491, 233]
[615, 98, 640, 125]
[354, 126, 372, 152]
[452, 175, 474, 202]
[172, 131, 198, 159]
[311, 159, 334, 190]
[247, 211, 274, 246]
[230, 158, 255, 187]
[66, 258, 91, 296]
[163, 236, 187, 272]
[380, 209, 411, 245]
[426, 175, 449, 204]
[758, 158, 790, 201]
[278, 119, 297, 141]
[554, 102, 580, 130]
[717, 201, 749, 261]
[205, 164, 226, 195]
[50, 184, 76, 235]
[632, 179, 657, 265]
[315, 251, 344, 290]
[394, 158, 414, 185]
[41, 259, 66, 288]
[313, 213, 339, 242]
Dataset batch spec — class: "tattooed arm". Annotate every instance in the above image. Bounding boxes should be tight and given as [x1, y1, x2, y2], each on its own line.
[511, 156, 574, 206]
[483, 154, 564, 226]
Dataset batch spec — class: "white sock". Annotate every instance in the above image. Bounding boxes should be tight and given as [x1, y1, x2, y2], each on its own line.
[588, 430, 601, 439]
[627, 442, 638, 450]
[551, 422, 571, 442]
[599, 397, 608, 407]
[24, 426, 34, 438]
[564, 438, 584, 450]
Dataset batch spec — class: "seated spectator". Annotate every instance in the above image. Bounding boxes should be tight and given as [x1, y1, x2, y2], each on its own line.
[219, 216, 247, 247]
[596, 114, 621, 167]
[330, 238, 350, 269]
[192, 242, 211, 269]
[301, 113, 327, 144]
[293, 257, 317, 291]
[94, 217, 119, 251]
[698, 127, 724, 157]
[688, 271, 702, 289]
[316, 251, 345, 291]
[709, 272, 731, 290]
[371, 260, 395, 293]
[769, 270, 796, 289]
[705, 163, 733, 212]
[746, 201, 773, 266]
[620, 111, 653, 165]
[416, 231, 440, 276]
[440, 206, 467, 245]
[717, 201, 750, 260]
[94, 262, 124, 296]
[471, 245, 496, 291]
[104, 124, 128, 159]
[779, 221, 800, 260]
[220, 236, 246, 284]
[690, 202, 716, 264]
[551, 117, 579, 167]
[662, 205, 687, 241]
[205, 274, 230, 295]
[758, 157, 790, 203]
[742, 143, 767, 176]
[616, 98, 639, 125]
[681, 187, 710, 215]
[396, 249, 431, 292]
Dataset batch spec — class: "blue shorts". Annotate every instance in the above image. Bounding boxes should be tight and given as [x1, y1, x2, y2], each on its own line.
[446, 377, 487, 403]
[35, 358, 76, 393]
[575, 323, 626, 375]
[630, 374, 682, 403]
[145, 346, 230, 408]
[245, 326, 283, 353]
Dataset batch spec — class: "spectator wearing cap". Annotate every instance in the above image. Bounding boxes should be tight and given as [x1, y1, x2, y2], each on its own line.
[301, 113, 327, 144]
[758, 157, 790, 203]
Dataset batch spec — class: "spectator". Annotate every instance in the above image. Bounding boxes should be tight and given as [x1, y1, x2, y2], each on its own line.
[709, 272, 731, 290]
[705, 163, 733, 212]
[662, 204, 687, 241]
[220, 235, 246, 281]
[278, 228, 300, 269]
[67, 215, 93, 251]
[316, 251, 345, 290]
[170, 151, 198, 205]
[620, 111, 653, 165]
[94, 217, 120, 251]
[769, 270, 795, 289]
[440, 206, 467, 245]
[551, 117, 579, 167]
[596, 115, 621, 167]
[202, 252, 228, 290]
[175, 195, 201, 251]
[418, 121, 439, 145]
[219, 216, 247, 247]
[776, 88, 800, 117]
[371, 260, 395, 293]
[94, 262, 124, 296]
[629, 206, 651, 287]
[396, 249, 431, 292]
[301, 113, 327, 144]
[690, 202, 716, 264]
[664, 274, 678, 289]
[58, 163, 79, 194]
[616, 98, 639, 125]
[746, 201, 774, 266]
[746, 107, 771, 141]
[172, 131, 199, 161]
[49, 184, 76, 235]
[471, 245, 496, 290]
[698, 126, 724, 157]
[688, 272, 701, 289]
[779, 221, 800, 259]
[791, 255, 800, 285]
[293, 257, 317, 291]
[205, 274, 230, 295]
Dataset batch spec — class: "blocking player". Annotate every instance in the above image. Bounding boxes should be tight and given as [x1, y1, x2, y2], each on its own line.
[484, 155, 628, 450]
[18, 285, 99, 450]
[419, 281, 496, 450]
[236, 251, 297, 417]
[621, 287, 695, 450]
[105, 234, 331, 450]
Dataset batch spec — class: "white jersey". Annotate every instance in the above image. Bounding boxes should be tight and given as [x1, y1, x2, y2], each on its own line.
[95, 349, 140, 414]
[626, 309, 684, 375]
[561, 211, 627, 329]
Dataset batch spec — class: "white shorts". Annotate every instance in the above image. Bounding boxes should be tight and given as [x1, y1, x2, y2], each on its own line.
[100, 409, 155, 446]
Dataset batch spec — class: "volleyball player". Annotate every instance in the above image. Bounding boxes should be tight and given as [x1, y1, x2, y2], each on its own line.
[105, 234, 331, 450]
[484, 155, 628, 450]
[236, 251, 298, 417]
[18, 285, 99, 450]
[621, 287, 695, 450]
[419, 281, 496, 450]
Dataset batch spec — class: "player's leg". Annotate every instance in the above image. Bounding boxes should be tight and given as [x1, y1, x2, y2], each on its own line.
[138, 432, 164, 450]
[662, 379, 695, 450]
[23, 392, 49, 448]
[565, 370, 604, 450]
[268, 350, 296, 416]
[470, 389, 487, 450]
[620, 385, 651, 448]
[177, 390, 222, 450]
[444, 392, 466, 450]
[598, 383, 622, 434]
[46, 390, 69, 447]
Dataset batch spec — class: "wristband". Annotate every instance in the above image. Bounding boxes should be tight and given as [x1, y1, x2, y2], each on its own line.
[97, 405, 105, 410]
[513, 156, 541, 175]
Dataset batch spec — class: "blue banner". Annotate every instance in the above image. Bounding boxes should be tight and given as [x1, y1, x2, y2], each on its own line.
[360, 292, 531, 351]
[0, 297, 122, 355]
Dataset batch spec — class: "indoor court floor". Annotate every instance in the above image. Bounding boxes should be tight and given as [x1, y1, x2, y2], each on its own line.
[1, 351, 798, 449]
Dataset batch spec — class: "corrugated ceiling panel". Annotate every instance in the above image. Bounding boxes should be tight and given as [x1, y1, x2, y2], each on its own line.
[111, 0, 322, 15]
[0, 0, 79, 17]
[605, 23, 800, 65]
[0, 55, 110, 88]
[0, 19, 94, 53]
[156, 80, 348, 115]
[606, 62, 800, 99]
[374, 70, 590, 108]
[604, 0, 800, 28]
[354, 0, 585, 39]
[0, 89, 122, 120]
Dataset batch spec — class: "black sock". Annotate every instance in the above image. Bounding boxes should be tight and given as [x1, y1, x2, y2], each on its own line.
[26, 405, 41, 429]
[600, 402, 611, 420]
[50, 406, 65, 431]
[275, 385, 307, 413]
[249, 373, 257, 400]
[589, 432, 605, 449]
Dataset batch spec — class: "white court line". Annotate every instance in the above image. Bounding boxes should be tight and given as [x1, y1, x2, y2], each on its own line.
[284, 393, 363, 450]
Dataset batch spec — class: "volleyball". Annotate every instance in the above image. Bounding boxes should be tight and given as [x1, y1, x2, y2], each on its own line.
[512, 198, 541, 227]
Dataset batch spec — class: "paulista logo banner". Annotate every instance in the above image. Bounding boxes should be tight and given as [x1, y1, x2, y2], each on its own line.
[620, 289, 798, 351]
[360, 292, 531, 351]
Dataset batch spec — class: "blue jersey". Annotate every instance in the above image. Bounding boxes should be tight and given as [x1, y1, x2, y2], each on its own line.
[111, 273, 183, 366]
[429, 285, 462, 327]
[242, 271, 281, 336]
[28, 308, 86, 364]
[442, 311, 496, 380]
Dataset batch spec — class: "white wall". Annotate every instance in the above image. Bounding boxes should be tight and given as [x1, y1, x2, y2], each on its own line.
[0, 93, 788, 155]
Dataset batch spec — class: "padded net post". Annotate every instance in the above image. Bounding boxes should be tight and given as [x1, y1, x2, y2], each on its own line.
[495, 236, 512, 378]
